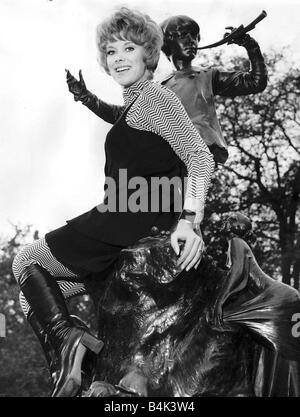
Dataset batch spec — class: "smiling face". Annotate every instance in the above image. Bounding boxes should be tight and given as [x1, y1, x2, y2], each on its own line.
[106, 39, 151, 88]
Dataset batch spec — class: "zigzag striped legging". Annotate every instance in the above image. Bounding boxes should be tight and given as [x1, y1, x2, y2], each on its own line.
[12, 238, 86, 317]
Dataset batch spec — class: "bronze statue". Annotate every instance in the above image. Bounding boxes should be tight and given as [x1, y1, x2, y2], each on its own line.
[159, 15, 268, 164]
[65, 14, 268, 166]
[83, 213, 300, 397]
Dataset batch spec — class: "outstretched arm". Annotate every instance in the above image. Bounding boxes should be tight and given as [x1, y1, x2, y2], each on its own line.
[212, 33, 268, 97]
[65, 70, 124, 124]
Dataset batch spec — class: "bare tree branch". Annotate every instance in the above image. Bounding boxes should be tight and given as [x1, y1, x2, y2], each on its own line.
[223, 165, 256, 183]
[257, 231, 280, 243]
[274, 155, 282, 190]
[275, 120, 300, 155]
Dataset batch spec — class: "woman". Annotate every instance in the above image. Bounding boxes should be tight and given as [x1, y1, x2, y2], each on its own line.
[12, 7, 214, 397]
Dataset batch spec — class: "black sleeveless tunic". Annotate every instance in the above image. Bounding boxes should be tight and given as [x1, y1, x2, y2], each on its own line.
[45, 103, 185, 275]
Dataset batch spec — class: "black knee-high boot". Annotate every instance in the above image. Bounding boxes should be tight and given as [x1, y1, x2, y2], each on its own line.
[27, 311, 97, 388]
[20, 264, 103, 397]
[27, 310, 59, 384]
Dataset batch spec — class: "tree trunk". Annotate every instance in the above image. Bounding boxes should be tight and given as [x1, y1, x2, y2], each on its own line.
[279, 223, 294, 285]
[292, 257, 300, 290]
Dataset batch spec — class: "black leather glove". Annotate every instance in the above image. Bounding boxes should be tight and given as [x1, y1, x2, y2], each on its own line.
[223, 26, 258, 48]
[212, 27, 267, 97]
[64, 69, 123, 124]
[65, 69, 88, 102]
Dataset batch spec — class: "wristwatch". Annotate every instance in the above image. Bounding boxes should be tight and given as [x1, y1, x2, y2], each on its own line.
[179, 209, 196, 223]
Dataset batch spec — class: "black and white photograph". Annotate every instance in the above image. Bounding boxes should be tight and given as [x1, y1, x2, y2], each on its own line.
[0, 0, 299, 399]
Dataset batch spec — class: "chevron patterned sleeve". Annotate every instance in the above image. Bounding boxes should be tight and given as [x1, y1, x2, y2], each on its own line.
[127, 83, 215, 223]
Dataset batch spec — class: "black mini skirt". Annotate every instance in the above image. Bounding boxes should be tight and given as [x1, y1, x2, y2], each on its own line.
[45, 223, 124, 277]
[45, 207, 177, 277]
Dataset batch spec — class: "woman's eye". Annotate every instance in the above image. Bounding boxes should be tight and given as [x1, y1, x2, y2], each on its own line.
[126, 46, 135, 52]
[107, 50, 115, 56]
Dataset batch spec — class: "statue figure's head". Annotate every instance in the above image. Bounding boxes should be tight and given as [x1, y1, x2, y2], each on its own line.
[222, 212, 256, 243]
[160, 15, 200, 62]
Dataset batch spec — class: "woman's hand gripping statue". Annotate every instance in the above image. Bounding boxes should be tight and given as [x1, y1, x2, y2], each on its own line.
[171, 217, 204, 272]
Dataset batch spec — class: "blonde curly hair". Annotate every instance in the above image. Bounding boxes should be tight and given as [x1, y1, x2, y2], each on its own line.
[96, 7, 163, 75]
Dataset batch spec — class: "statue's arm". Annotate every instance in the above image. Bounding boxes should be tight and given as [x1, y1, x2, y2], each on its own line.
[214, 237, 251, 320]
[224, 237, 251, 297]
[211, 36, 268, 97]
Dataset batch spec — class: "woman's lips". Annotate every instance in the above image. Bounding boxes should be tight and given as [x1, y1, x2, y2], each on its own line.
[115, 66, 131, 73]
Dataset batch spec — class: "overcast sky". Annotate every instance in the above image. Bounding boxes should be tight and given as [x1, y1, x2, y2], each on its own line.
[1, 0, 299, 238]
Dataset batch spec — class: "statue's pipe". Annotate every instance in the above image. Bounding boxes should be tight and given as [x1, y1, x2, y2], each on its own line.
[197, 10, 267, 50]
